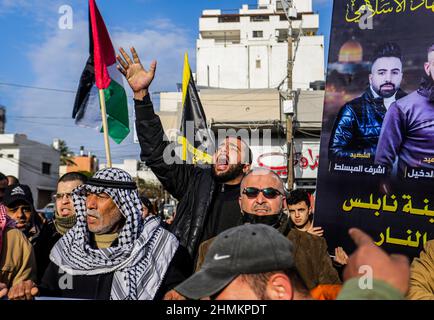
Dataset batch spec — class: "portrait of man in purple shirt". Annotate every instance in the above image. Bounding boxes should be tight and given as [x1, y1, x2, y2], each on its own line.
[375, 44, 434, 177]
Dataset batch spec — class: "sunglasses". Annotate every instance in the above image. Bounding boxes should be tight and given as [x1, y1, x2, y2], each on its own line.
[242, 187, 283, 199]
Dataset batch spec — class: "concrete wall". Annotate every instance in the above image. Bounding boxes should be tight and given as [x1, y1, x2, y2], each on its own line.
[0, 134, 59, 208]
[197, 35, 324, 89]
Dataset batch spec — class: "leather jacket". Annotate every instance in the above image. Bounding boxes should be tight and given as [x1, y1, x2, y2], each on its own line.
[329, 88, 407, 160]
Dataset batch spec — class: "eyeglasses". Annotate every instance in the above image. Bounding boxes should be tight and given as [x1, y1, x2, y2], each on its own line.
[242, 187, 283, 199]
[53, 192, 73, 200]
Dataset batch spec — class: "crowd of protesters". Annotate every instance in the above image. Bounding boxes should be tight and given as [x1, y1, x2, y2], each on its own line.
[0, 46, 432, 300]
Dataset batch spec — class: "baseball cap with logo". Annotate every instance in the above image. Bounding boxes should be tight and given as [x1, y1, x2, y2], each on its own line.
[175, 223, 294, 299]
[2, 184, 34, 208]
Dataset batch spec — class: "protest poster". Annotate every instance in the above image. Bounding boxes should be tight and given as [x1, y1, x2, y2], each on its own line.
[315, 0, 434, 258]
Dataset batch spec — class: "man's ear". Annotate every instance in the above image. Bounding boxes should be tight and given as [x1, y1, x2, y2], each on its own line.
[243, 164, 251, 173]
[368, 73, 373, 85]
[282, 197, 288, 210]
[424, 62, 431, 77]
[266, 273, 293, 300]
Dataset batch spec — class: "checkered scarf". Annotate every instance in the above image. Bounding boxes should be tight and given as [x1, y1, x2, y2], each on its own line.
[50, 168, 179, 300]
[0, 203, 16, 257]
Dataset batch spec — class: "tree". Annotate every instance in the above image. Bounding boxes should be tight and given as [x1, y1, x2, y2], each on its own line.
[135, 178, 164, 199]
[55, 140, 76, 166]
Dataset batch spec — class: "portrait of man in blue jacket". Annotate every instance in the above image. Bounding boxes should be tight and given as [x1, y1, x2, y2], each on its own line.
[329, 42, 407, 161]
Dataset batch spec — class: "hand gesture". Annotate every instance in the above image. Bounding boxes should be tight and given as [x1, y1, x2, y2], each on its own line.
[343, 228, 410, 295]
[116, 47, 157, 100]
[333, 246, 349, 265]
[7, 280, 39, 300]
[307, 225, 324, 237]
[163, 289, 186, 300]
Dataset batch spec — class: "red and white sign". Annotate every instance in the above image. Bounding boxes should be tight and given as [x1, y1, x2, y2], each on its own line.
[251, 139, 320, 179]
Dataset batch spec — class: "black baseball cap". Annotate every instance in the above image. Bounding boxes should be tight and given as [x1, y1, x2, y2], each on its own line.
[175, 224, 294, 300]
[2, 184, 34, 208]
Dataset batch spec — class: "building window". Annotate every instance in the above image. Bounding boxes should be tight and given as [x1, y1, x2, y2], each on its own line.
[7, 154, 13, 158]
[252, 30, 263, 38]
[256, 59, 261, 69]
[218, 15, 240, 23]
[250, 15, 270, 22]
[42, 162, 51, 175]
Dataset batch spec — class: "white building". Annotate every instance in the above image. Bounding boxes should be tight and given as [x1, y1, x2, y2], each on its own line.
[196, 0, 324, 90]
[0, 134, 60, 208]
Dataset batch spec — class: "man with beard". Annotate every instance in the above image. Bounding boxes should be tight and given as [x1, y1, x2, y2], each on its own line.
[329, 42, 407, 161]
[195, 168, 341, 292]
[375, 44, 434, 177]
[7, 168, 190, 300]
[117, 47, 251, 263]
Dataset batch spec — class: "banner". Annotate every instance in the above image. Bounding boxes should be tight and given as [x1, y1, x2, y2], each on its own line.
[315, 0, 434, 258]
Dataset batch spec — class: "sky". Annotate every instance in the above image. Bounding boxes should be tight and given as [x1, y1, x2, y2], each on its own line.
[0, 0, 332, 163]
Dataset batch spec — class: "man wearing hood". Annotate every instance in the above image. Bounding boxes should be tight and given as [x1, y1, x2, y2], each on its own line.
[7, 168, 190, 300]
[375, 44, 434, 176]
[195, 168, 341, 291]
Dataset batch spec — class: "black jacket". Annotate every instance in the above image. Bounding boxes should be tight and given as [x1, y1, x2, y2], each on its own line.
[329, 88, 407, 160]
[29, 219, 61, 284]
[135, 95, 241, 260]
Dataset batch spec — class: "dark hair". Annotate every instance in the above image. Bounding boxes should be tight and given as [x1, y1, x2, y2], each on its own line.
[6, 175, 19, 185]
[286, 189, 311, 208]
[58, 172, 88, 184]
[139, 196, 155, 213]
[0, 172, 7, 181]
[372, 42, 402, 67]
[241, 268, 310, 299]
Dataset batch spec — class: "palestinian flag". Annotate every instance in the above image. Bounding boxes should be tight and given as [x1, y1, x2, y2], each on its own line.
[177, 53, 214, 164]
[72, 0, 129, 144]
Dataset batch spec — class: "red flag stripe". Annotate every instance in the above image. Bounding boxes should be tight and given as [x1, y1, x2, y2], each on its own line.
[89, 0, 116, 89]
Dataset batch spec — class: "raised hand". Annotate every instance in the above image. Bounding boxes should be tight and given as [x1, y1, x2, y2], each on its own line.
[333, 246, 349, 265]
[116, 47, 157, 100]
[307, 225, 324, 237]
[343, 228, 410, 295]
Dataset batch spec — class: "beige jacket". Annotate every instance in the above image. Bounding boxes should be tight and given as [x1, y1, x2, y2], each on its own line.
[0, 227, 37, 287]
[407, 240, 434, 300]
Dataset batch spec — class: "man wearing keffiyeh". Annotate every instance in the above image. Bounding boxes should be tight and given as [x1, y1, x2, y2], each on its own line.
[7, 168, 190, 300]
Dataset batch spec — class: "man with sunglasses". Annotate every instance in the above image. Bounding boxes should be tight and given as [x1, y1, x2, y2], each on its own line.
[117, 46, 252, 263]
[195, 168, 341, 292]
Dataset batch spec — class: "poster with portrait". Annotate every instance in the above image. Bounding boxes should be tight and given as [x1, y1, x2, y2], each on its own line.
[315, 0, 434, 259]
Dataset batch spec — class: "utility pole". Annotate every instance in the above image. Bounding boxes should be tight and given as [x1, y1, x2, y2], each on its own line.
[282, 0, 297, 190]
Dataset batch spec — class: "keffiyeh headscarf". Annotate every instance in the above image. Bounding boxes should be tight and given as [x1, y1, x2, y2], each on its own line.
[50, 168, 179, 300]
[0, 203, 15, 257]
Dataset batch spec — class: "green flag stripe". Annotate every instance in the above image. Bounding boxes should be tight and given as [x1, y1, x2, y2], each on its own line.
[102, 78, 130, 144]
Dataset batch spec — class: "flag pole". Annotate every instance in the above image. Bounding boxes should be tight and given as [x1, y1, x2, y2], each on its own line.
[98, 89, 112, 167]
